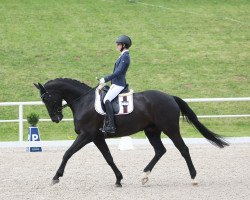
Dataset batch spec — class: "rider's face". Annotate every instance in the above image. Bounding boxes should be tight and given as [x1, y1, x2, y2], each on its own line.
[116, 43, 123, 51]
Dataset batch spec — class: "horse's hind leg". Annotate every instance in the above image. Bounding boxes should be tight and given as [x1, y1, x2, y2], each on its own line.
[142, 127, 166, 184]
[163, 128, 198, 185]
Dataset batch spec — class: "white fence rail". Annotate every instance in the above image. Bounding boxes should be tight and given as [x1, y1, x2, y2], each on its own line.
[0, 97, 250, 142]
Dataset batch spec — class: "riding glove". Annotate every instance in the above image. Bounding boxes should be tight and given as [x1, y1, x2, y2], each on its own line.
[99, 78, 105, 84]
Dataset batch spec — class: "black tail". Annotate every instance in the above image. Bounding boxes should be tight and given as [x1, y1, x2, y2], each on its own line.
[173, 96, 229, 148]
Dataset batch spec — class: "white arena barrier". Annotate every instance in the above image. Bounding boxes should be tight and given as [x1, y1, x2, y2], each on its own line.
[0, 97, 249, 148]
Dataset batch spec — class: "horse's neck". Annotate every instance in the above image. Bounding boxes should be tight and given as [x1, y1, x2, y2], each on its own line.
[62, 88, 80, 103]
[53, 81, 90, 103]
[64, 87, 88, 103]
[59, 82, 93, 115]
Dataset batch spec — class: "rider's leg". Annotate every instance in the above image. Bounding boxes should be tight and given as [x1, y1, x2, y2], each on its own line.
[102, 100, 116, 133]
[103, 84, 125, 103]
[102, 84, 124, 133]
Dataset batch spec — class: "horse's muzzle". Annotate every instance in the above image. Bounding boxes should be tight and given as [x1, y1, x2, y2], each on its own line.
[51, 114, 63, 123]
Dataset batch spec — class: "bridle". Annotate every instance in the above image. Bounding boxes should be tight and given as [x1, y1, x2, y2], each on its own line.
[41, 85, 98, 116]
[41, 92, 63, 117]
[60, 85, 98, 110]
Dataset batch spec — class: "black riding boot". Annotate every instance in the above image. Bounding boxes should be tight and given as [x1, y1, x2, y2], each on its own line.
[101, 100, 116, 134]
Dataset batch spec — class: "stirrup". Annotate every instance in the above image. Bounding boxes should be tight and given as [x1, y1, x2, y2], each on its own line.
[105, 126, 116, 134]
[99, 115, 108, 133]
[99, 126, 116, 134]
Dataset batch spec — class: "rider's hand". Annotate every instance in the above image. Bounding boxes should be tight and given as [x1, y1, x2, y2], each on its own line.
[99, 78, 105, 84]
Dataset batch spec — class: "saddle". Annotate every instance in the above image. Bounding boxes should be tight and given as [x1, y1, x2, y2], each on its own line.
[95, 84, 134, 115]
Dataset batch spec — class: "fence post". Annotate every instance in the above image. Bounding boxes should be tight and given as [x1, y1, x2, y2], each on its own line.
[19, 104, 23, 142]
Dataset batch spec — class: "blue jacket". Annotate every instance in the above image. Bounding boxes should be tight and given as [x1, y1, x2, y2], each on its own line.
[104, 51, 130, 87]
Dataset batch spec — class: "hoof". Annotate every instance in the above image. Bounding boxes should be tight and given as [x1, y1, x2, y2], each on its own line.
[192, 179, 198, 186]
[51, 179, 60, 186]
[115, 183, 122, 187]
[141, 171, 150, 185]
[142, 177, 149, 185]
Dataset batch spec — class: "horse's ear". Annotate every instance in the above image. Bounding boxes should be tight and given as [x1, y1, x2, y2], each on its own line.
[38, 83, 47, 94]
[34, 83, 40, 90]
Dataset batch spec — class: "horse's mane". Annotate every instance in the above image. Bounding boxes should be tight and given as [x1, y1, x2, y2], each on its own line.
[45, 78, 91, 91]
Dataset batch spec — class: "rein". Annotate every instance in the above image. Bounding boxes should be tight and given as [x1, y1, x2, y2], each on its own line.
[60, 85, 98, 111]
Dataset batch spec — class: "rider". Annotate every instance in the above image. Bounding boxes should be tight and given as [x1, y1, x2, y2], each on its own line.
[99, 35, 132, 134]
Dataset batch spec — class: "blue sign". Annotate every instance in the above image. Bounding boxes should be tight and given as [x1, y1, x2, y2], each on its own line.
[27, 127, 42, 152]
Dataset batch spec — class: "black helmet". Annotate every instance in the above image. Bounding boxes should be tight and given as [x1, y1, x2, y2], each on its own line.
[116, 35, 132, 48]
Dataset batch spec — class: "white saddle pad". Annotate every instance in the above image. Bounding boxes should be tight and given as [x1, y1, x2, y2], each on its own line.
[95, 86, 134, 115]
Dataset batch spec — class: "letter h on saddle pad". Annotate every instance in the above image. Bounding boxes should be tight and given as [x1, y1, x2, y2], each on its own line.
[95, 85, 134, 115]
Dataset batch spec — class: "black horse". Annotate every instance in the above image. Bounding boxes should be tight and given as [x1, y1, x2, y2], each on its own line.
[34, 78, 228, 187]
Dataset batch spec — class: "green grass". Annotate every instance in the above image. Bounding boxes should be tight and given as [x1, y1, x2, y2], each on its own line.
[0, 0, 249, 141]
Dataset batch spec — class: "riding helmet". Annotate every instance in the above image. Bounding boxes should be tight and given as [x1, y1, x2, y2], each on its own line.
[116, 35, 132, 48]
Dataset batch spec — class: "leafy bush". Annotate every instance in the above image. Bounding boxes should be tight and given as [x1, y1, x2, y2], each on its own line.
[27, 113, 39, 127]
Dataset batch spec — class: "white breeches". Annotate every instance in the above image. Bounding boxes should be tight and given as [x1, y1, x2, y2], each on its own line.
[103, 84, 124, 103]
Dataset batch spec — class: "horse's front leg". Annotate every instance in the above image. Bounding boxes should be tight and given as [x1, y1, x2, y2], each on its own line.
[51, 132, 91, 185]
[93, 135, 123, 187]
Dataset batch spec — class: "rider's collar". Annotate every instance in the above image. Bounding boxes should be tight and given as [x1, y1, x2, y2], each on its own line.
[121, 49, 129, 55]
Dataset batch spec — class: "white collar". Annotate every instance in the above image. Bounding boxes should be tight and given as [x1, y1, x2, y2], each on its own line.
[121, 49, 129, 55]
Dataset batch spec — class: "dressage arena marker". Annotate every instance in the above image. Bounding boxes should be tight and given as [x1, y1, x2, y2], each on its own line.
[118, 136, 134, 150]
[26, 127, 42, 152]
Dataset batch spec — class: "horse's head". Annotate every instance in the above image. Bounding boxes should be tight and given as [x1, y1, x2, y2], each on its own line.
[34, 83, 63, 123]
